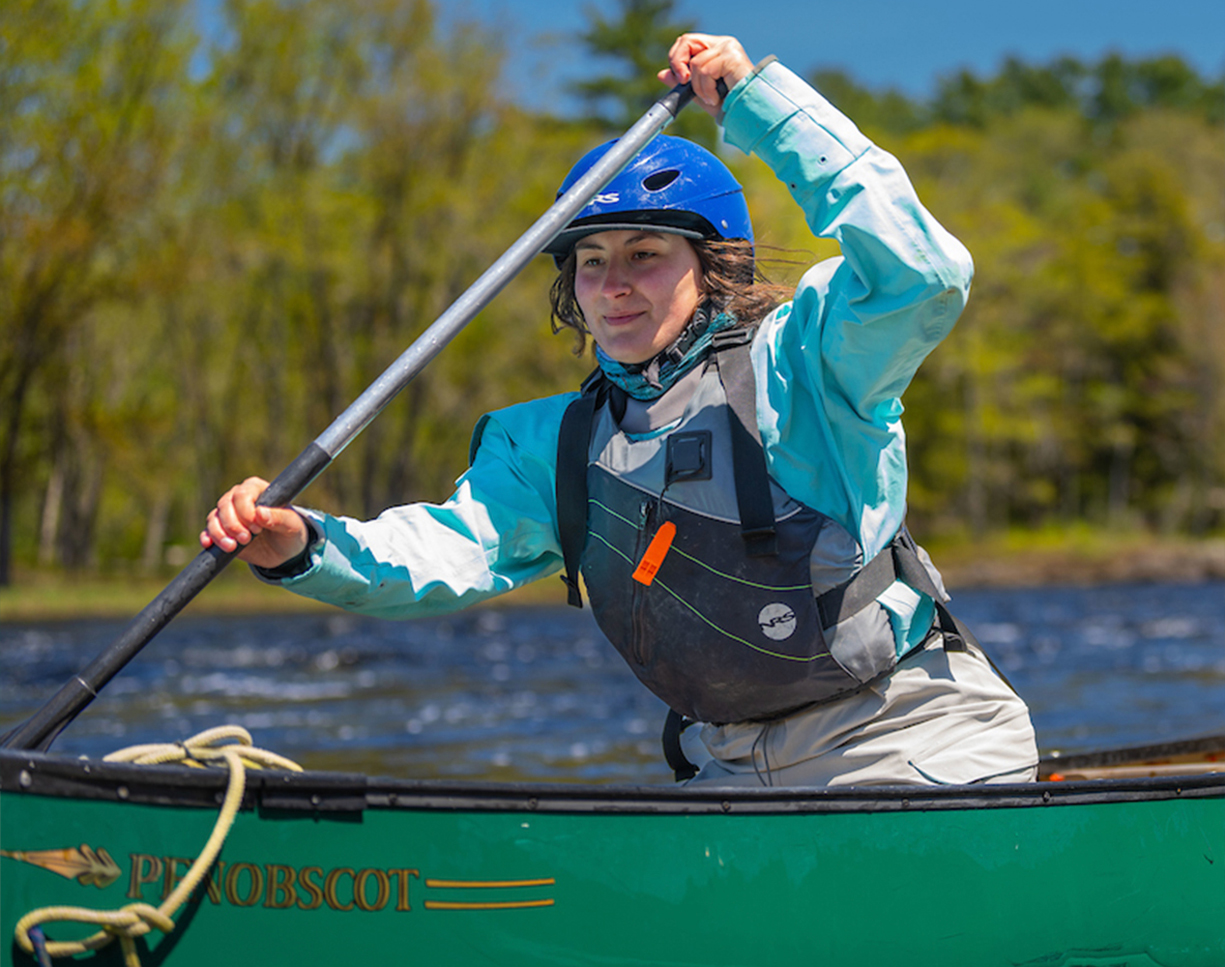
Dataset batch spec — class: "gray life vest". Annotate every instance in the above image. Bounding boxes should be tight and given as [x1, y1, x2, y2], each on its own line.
[556, 327, 974, 729]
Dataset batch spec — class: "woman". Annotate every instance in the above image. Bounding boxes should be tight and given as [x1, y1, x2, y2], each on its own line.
[202, 34, 1038, 787]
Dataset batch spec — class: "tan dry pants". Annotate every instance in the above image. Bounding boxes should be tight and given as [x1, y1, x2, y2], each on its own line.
[686, 635, 1038, 788]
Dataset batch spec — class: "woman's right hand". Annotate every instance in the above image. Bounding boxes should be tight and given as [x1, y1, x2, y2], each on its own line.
[200, 477, 310, 569]
[658, 33, 754, 118]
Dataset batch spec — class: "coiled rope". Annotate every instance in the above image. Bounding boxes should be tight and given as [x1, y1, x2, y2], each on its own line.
[14, 726, 302, 967]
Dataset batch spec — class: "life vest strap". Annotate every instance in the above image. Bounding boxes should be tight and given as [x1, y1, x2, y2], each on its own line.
[815, 527, 974, 653]
[662, 708, 699, 782]
[557, 373, 604, 609]
[711, 328, 777, 556]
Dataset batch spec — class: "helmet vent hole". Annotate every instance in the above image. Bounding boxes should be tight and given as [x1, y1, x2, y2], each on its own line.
[642, 169, 680, 192]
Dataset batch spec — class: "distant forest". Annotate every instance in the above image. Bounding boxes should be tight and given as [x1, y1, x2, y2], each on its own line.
[3, 0, 1223, 584]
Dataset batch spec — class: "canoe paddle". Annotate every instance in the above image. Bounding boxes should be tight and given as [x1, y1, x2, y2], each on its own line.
[2, 81, 704, 753]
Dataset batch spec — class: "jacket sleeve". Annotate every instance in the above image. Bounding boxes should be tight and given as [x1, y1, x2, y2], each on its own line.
[721, 62, 972, 556]
[266, 394, 573, 619]
[722, 60, 973, 421]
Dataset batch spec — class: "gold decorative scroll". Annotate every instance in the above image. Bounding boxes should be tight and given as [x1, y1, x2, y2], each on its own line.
[0, 845, 122, 888]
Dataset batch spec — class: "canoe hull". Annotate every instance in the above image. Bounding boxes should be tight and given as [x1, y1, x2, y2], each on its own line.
[3, 751, 1223, 966]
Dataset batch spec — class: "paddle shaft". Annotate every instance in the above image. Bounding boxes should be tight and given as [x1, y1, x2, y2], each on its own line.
[3, 83, 698, 753]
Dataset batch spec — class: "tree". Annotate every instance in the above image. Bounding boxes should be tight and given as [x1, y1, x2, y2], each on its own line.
[5, 11, 1222, 580]
[0, 0, 191, 582]
[573, 0, 717, 147]
[900, 74, 1225, 537]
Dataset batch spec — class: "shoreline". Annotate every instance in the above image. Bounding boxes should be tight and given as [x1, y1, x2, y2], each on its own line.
[929, 534, 1225, 590]
[3, 535, 1224, 624]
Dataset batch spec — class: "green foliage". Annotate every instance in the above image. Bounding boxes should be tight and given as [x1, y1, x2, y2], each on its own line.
[0, 3, 1221, 584]
[798, 52, 1224, 538]
[0, 0, 591, 580]
[0, 0, 195, 578]
[809, 69, 926, 139]
[930, 52, 1225, 129]
[812, 52, 1224, 136]
[899, 103, 1224, 537]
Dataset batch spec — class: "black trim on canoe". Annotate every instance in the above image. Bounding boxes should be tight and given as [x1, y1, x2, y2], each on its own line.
[3, 748, 1224, 817]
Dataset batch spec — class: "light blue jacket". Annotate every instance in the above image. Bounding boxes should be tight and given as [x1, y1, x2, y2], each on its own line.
[274, 61, 973, 657]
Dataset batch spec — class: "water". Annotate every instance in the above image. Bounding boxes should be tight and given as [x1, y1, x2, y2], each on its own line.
[3, 581, 1223, 784]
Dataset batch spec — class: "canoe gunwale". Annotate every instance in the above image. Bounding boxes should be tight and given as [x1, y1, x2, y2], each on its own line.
[1039, 732, 1225, 771]
[4, 748, 1225, 816]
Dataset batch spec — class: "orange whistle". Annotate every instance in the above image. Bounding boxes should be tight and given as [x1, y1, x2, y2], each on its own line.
[632, 521, 676, 586]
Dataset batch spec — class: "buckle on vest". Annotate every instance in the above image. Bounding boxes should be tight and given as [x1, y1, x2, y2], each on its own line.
[741, 525, 778, 557]
[711, 327, 754, 350]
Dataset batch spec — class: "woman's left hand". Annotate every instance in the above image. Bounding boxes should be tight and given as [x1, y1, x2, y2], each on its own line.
[658, 34, 754, 118]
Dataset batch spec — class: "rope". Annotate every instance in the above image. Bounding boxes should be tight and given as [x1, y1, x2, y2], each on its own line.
[14, 726, 302, 966]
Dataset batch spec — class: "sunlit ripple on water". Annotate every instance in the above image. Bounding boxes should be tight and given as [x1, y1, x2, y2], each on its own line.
[949, 580, 1225, 755]
[2, 580, 1222, 782]
[1, 606, 673, 784]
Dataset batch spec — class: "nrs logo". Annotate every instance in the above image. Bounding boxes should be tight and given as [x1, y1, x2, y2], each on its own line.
[593, 192, 619, 204]
[758, 603, 797, 641]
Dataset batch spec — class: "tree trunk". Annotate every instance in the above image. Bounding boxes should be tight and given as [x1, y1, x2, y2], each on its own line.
[56, 436, 104, 572]
[0, 366, 34, 587]
[964, 374, 987, 537]
[141, 490, 172, 573]
[38, 456, 66, 567]
[1107, 437, 1133, 527]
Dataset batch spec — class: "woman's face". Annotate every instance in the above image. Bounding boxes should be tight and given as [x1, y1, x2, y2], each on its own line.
[573, 229, 704, 364]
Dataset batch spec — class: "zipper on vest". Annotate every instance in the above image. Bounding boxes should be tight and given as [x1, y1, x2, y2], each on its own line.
[630, 498, 654, 665]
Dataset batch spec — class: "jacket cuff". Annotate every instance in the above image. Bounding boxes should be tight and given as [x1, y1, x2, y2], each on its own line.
[250, 512, 323, 583]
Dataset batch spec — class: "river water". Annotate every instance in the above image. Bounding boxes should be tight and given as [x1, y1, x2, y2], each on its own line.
[3, 580, 1223, 785]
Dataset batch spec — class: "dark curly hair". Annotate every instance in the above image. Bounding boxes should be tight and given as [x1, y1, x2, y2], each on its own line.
[549, 238, 795, 355]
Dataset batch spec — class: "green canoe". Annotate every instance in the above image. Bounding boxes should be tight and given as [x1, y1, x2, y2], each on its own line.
[3, 739, 1224, 966]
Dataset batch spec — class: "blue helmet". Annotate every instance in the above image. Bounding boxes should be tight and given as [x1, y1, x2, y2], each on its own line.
[545, 135, 753, 268]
